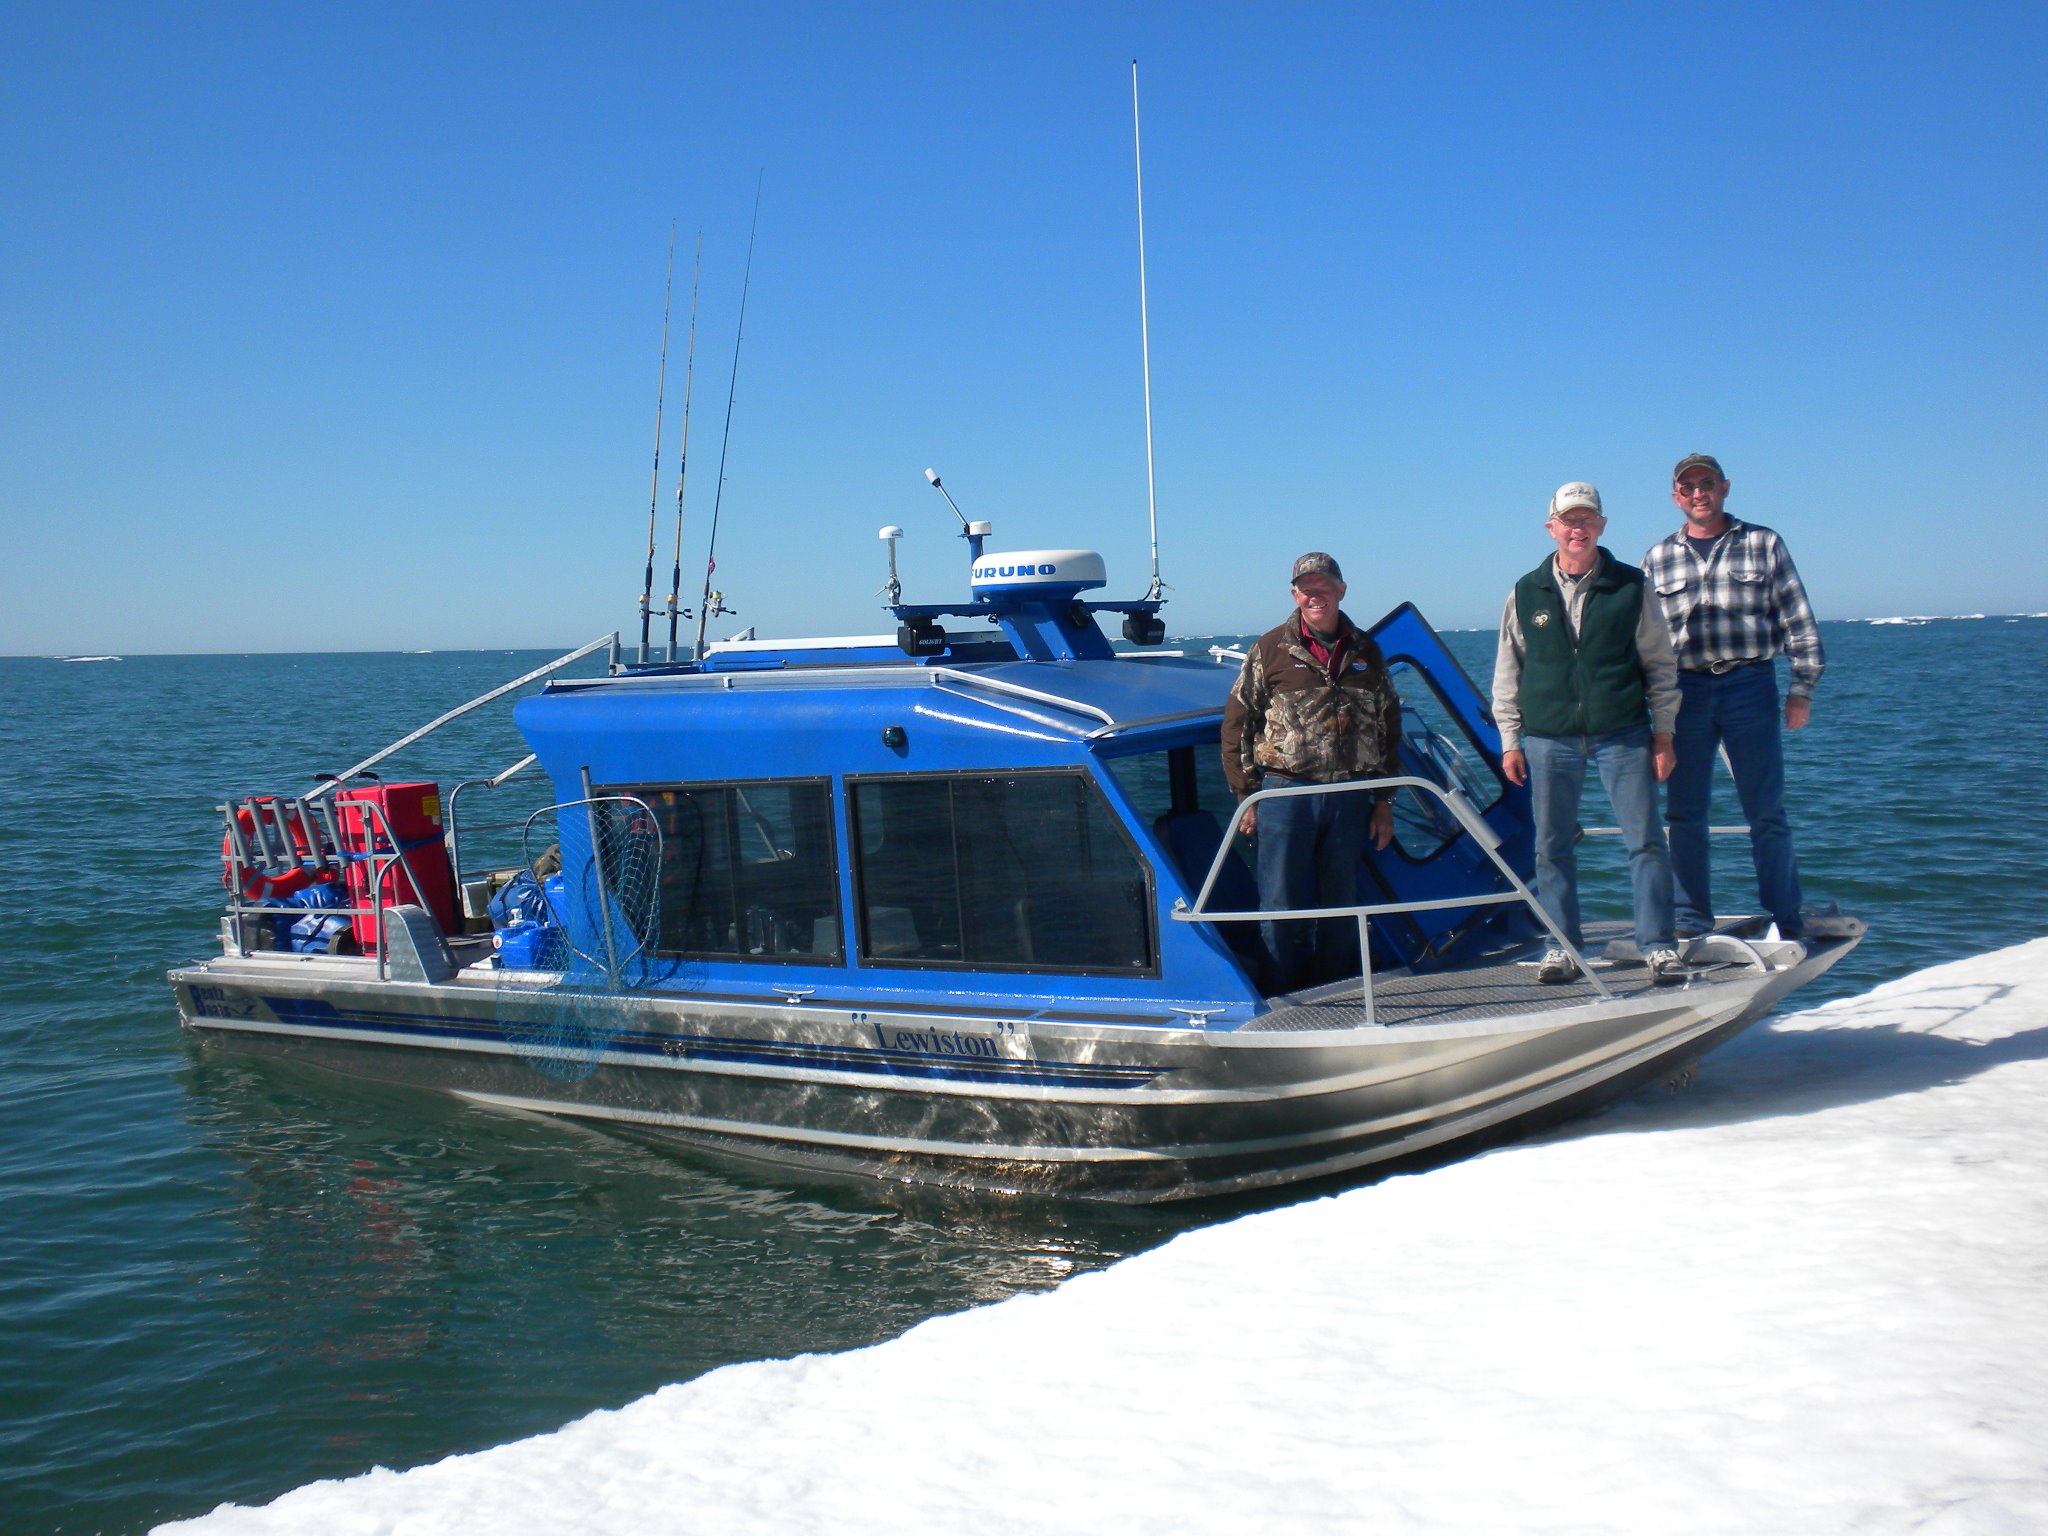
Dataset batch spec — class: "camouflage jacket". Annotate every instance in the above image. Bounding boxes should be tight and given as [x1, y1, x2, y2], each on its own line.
[1221, 613, 1401, 799]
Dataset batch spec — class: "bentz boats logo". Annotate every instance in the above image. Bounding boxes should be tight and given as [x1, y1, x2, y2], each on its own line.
[187, 985, 256, 1021]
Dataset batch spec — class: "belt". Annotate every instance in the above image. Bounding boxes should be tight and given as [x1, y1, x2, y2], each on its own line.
[1690, 657, 1766, 675]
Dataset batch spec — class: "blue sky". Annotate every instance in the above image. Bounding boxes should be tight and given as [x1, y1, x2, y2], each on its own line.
[3, 2, 2042, 654]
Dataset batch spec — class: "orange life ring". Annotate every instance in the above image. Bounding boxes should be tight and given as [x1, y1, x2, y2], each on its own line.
[221, 798, 317, 902]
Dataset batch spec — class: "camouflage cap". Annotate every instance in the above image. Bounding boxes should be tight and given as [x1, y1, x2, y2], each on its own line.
[1290, 551, 1343, 585]
[1673, 453, 1725, 482]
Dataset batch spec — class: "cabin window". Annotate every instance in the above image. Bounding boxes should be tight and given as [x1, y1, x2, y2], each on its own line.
[618, 779, 842, 962]
[1100, 743, 1254, 902]
[848, 770, 1156, 974]
[1100, 742, 1237, 829]
[1384, 658, 1509, 860]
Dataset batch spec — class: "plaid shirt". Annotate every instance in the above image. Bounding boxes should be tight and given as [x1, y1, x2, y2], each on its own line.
[1642, 519, 1824, 696]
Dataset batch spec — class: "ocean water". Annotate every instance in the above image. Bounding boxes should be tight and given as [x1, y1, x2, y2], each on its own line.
[2, 618, 2044, 1534]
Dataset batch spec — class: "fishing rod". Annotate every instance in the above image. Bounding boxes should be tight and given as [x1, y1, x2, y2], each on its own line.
[637, 222, 677, 665]
[664, 229, 703, 662]
[1131, 58, 1163, 606]
[694, 171, 763, 662]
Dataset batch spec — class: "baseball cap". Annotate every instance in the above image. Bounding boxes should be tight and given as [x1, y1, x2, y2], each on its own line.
[1673, 453, 1725, 482]
[1549, 482, 1603, 518]
[1290, 551, 1343, 585]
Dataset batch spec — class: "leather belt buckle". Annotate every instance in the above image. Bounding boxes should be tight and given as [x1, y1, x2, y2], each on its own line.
[1707, 657, 1756, 675]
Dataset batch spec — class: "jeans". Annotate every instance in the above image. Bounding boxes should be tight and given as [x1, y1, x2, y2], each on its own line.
[1522, 726, 1674, 953]
[1254, 774, 1369, 992]
[1668, 662, 1802, 935]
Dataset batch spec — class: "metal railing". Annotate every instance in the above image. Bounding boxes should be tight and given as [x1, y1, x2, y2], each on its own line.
[447, 754, 544, 894]
[1170, 773, 1612, 1026]
[219, 794, 418, 981]
[321, 634, 616, 788]
[216, 634, 619, 974]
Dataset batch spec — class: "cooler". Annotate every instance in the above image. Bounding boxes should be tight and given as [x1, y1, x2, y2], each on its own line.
[334, 782, 460, 947]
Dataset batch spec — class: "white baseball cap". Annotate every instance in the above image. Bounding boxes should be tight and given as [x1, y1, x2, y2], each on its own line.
[1549, 482, 1603, 517]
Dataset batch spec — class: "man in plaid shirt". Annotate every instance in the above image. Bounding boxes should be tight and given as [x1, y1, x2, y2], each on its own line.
[1642, 453, 1824, 940]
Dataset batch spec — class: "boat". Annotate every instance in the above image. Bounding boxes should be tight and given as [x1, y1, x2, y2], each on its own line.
[167, 528, 1863, 1203]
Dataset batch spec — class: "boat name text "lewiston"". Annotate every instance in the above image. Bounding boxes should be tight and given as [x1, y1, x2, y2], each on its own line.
[871, 1019, 1031, 1060]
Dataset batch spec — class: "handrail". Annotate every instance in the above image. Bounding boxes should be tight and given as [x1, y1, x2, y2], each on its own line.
[1082, 706, 1226, 742]
[447, 754, 542, 891]
[1585, 824, 1749, 836]
[1170, 774, 1612, 1025]
[924, 667, 1224, 742]
[220, 796, 417, 980]
[314, 633, 615, 794]
[926, 667, 1119, 729]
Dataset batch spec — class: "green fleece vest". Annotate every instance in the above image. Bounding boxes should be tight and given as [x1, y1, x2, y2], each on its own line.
[1513, 550, 1649, 738]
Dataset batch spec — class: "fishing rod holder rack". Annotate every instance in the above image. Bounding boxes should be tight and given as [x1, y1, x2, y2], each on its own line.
[219, 792, 440, 982]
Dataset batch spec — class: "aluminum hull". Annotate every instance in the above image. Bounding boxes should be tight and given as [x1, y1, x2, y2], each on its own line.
[169, 930, 1858, 1202]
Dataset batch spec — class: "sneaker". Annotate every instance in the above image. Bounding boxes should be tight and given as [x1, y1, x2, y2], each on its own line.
[1536, 948, 1574, 984]
[1645, 948, 1687, 986]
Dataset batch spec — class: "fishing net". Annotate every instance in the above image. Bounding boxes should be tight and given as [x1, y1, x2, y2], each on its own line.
[490, 795, 664, 1081]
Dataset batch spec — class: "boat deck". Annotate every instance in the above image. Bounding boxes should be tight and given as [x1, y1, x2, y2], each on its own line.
[1246, 921, 1776, 1032]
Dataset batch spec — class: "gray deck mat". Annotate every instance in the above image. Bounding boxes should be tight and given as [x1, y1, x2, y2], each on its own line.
[1242, 921, 1773, 1032]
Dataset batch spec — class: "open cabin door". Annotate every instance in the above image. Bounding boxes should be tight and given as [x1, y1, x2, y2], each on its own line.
[1360, 603, 1540, 970]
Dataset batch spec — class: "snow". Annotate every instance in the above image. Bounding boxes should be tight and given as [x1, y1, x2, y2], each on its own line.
[159, 939, 2048, 1536]
[1856, 614, 2005, 624]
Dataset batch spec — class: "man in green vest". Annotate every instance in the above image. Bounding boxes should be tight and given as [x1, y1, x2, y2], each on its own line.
[1492, 482, 1684, 985]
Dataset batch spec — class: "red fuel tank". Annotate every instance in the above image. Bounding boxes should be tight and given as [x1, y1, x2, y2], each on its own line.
[334, 782, 460, 947]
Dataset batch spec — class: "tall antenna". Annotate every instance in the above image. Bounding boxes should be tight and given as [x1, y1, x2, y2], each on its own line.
[636, 222, 676, 664]
[1132, 59, 1162, 604]
[695, 172, 764, 661]
[664, 229, 702, 662]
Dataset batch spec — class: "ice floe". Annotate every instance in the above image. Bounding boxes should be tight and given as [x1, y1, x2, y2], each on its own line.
[159, 938, 2048, 1536]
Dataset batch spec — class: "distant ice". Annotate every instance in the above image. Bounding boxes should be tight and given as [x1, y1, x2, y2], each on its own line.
[1857, 613, 2003, 625]
[159, 939, 2048, 1536]
[56, 654, 122, 662]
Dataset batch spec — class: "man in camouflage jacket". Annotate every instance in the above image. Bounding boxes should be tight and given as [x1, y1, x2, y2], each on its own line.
[1221, 551, 1401, 991]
